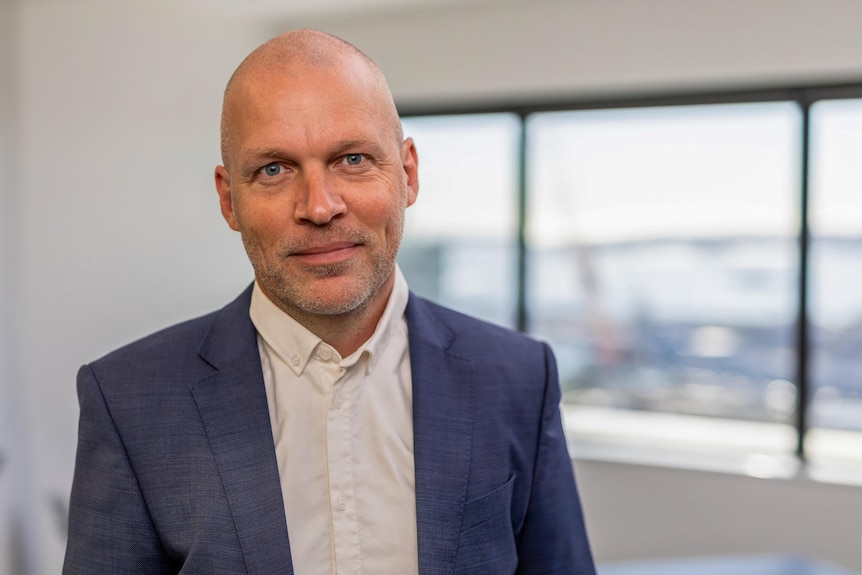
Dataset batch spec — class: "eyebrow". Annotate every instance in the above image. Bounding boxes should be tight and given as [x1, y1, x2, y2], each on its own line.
[243, 148, 289, 161]
[242, 139, 384, 162]
[330, 139, 382, 155]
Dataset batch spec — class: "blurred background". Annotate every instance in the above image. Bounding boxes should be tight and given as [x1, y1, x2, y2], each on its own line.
[2, 0, 862, 573]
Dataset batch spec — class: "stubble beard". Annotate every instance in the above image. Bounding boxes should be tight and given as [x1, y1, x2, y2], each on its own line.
[239, 215, 404, 319]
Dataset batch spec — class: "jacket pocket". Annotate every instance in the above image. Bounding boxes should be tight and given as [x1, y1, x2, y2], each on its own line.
[454, 476, 517, 574]
[460, 476, 515, 533]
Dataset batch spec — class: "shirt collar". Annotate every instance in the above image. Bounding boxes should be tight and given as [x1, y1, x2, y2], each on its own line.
[249, 265, 409, 377]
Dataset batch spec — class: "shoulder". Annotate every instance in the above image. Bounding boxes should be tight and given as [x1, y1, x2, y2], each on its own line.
[87, 285, 255, 377]
[91, 311, 218, 367]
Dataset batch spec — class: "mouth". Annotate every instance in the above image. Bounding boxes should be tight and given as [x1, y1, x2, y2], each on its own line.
[291, 242, 361, 265]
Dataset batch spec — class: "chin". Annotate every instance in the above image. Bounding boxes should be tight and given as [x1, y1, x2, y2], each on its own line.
[287, 278, 377, 316]
[294, 294, 372, 316]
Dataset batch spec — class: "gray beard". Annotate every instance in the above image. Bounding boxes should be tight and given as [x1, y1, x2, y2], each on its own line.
[241, 224, 401, 317]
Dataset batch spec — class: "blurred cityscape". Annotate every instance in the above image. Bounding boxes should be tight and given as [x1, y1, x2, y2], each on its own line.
[399, 236, 862, 431]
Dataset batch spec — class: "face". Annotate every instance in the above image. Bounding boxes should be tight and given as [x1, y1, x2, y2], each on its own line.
[215, 62, 419, 320]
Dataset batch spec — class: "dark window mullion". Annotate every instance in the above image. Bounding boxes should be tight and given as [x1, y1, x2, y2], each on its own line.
[796, 96, 813, 461]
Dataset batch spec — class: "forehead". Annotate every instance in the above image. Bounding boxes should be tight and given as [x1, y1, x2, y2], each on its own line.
[226, 63, 396, 153]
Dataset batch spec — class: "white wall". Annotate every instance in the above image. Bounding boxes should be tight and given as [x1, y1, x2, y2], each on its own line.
[291, 0, 862, 105]
[4, 0, 862, 573]
[0, 2, 25, 573]
[5, 1, 266, 572]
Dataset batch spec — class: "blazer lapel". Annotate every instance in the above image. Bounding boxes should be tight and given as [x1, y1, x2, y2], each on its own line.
[407, 296, 476, 575]
[190, 286, 294, 574]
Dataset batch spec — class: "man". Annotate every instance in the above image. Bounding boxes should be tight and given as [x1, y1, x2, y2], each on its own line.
[63, 29, 596, 575]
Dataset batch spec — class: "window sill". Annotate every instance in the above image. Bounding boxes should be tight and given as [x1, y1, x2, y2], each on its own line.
[563, 405, 862, 487]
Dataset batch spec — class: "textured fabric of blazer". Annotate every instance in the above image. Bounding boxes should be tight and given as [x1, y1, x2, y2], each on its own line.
[63, 285, 596, 574]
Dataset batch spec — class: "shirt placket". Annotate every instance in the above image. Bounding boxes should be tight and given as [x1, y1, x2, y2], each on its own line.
[320, 347, 362, 574]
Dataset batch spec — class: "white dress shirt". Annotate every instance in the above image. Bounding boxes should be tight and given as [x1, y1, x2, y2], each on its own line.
[250, 267, 418, 575]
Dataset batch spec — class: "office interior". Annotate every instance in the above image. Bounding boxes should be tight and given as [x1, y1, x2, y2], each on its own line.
[2, 0, 862, 573]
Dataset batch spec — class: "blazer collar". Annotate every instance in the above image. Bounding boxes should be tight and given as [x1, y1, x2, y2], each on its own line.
[192, 284, 294, 574]
[197, 284, 258, 369]
[406, 295, 477, 575]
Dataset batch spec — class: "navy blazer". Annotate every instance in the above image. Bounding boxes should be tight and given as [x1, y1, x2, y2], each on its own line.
[64, 286, 596, 574]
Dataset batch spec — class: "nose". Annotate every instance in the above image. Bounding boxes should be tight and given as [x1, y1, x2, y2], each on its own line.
[293, 167, 347, 225]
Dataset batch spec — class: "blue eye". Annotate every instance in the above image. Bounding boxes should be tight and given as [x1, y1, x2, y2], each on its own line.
[344, 154, 364, 166]
[261, 163, 282, 176]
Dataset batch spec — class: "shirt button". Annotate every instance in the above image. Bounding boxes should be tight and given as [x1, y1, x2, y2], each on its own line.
[333, 394, 344, 409]
[337, 496, 347, 511]
[290, 354, 300, 366]
[318, 347, 332, 361]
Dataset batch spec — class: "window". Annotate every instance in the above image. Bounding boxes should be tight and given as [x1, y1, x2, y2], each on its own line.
[398, 114, 521, 328]
[527, 103, 801, 423]
[400, 85, 862, 478]
[808, 99, 862, 476]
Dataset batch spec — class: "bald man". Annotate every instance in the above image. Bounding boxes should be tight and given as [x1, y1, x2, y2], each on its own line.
[63, 30, 596, 575]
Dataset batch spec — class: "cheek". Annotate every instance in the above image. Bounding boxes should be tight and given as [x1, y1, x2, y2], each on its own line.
[349, 187, 399, 224]
[382, 200, 408, 245]
[235, 202, 286, 238]
[235, 217, 284, 261]
[365, 197, 406, 239]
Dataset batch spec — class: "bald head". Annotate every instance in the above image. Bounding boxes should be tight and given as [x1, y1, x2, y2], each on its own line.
[220, 29, 403, 169]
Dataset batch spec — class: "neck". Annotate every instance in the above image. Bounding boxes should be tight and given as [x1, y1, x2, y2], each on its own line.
[273, 275, 395, 358]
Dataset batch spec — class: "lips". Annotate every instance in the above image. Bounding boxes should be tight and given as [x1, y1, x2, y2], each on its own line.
[290, 241, 361, 265]
[293, 241, 359, 256]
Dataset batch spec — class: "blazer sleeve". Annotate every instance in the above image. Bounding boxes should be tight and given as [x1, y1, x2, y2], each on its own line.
[63, 365, 173, 575]
[515, 343, 596, 575]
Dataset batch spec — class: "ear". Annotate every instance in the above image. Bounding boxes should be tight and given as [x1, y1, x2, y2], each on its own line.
[215, 165, 240, 231]
[400, 137, 419, 207]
